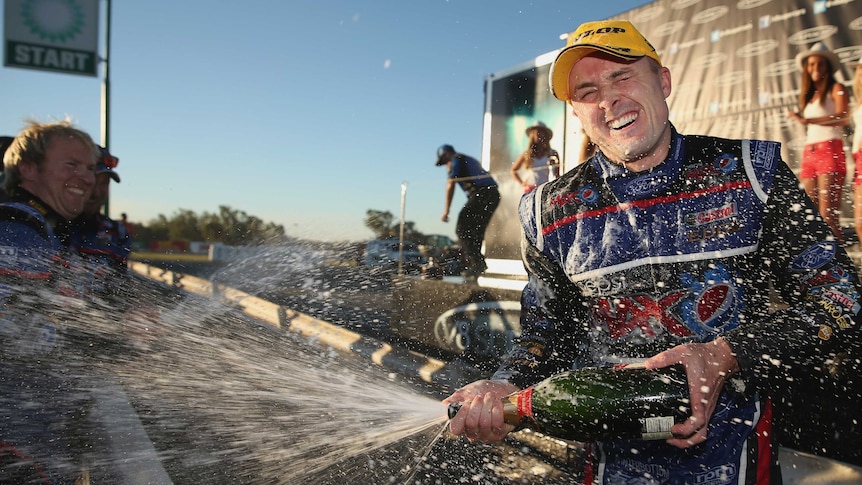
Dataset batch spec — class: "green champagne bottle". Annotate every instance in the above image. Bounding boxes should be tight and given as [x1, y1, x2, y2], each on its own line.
[449, 363, 690, 442]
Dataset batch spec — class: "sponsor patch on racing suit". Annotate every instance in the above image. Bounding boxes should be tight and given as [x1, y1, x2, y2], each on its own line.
[493, 129, 862, 484]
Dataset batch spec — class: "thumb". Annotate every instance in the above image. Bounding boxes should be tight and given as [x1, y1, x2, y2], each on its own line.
[644, 346, 684, 370]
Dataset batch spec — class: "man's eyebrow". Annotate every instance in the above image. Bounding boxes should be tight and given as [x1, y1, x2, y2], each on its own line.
[572, 79, 597, 92]
[572, 67, 634, 92]
[608, 67, 633, 80]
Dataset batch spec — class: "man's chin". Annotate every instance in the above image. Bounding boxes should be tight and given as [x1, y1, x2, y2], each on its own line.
[64, 204, 86, 219]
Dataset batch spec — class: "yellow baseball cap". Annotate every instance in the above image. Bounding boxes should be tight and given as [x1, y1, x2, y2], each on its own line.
[549, 20, 661, 101]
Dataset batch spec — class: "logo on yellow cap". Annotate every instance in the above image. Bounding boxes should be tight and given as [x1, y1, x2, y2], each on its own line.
[549, 20, 662, 101]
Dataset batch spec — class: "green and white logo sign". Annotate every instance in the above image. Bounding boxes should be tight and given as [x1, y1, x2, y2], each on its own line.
[4, 0, 99, 76]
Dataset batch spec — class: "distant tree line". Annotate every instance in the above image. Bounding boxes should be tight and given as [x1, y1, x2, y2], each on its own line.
[131, 205, 287, 246]
[363, 209, 428, 243]
[131, 206, 447, 248]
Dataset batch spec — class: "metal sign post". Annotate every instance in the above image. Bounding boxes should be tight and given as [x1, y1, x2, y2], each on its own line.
[100, 0, 111, 215]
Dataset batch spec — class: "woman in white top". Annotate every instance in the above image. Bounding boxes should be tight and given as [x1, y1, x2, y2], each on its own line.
[510, 121, 560, 193]
[788, 42, 850, 243]
[851, 62, 862, 246]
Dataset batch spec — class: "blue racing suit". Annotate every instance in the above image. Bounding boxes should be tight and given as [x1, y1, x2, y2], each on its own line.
[0, 196, 65, 295]
[0, 191, 94, 484]
[70, 213, 131, 300]
[71, 213, 130, 272]
[493, 129, 862, 483]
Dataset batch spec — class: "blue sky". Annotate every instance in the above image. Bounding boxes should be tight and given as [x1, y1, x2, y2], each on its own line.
[1, 0, 648, 242]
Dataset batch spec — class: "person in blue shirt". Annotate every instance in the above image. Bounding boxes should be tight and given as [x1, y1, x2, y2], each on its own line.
[69, 146, 132, 308]
[71, 146, 131, 290]
[436, 144, 500, 278]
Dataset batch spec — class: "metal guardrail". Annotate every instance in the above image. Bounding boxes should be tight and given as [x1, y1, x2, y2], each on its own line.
[128, 261, 486, 390]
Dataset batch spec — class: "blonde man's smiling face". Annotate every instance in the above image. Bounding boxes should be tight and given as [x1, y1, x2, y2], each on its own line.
[20, 136, 95, 220]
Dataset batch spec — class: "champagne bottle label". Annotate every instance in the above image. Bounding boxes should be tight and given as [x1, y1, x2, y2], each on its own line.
[517, 387, 534, 421]
[639, 415, 675, 440]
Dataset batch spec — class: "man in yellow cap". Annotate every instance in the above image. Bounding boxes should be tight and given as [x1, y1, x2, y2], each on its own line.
[446, 20, 862, 480]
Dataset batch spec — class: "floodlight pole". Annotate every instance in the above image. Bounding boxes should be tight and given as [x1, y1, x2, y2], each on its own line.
[100, 0, 112, 216]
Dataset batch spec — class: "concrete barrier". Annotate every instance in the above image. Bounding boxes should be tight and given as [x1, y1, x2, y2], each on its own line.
[128, 261, 484, 391]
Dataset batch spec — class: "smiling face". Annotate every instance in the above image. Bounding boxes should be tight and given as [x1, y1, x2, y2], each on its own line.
[567, 54, 673, 172]
[806, 54, 831, 84]
[19, 136, 95, 220]
[84, 172, 112, 216]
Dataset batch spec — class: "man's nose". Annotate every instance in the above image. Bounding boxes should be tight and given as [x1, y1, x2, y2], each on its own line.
[598, 89, 618, 111]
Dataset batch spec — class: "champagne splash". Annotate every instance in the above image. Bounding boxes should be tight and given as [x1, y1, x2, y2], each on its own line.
[101, 288, 449, 484]
[6, 242, 578, 484]
[2, 242, 452, 484]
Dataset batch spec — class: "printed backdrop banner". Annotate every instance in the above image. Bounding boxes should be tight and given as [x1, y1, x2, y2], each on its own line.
[484, 0, 862, 262]
[617, 0, 862, 165]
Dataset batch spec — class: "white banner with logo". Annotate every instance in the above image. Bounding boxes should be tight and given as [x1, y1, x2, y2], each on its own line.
[4, 0, 100, 76]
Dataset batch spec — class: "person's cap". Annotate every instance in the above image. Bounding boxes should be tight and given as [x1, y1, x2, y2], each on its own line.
[526, 121, 553, 139]
[795, 42, 842, 73]
[0, 136, 12, 187]
[0, 136, 13, 158]
[549, 20, 661, 101]
[436, 144, 455, 166]
[97, 146, 121, 183]
[1, 136, 13, 170]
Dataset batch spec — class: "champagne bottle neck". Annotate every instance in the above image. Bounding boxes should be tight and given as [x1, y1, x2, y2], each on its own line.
[502, 399, 520, 426]
[503, 386, 538, 429]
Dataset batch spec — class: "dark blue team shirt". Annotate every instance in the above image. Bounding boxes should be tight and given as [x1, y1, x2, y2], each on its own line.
[448, 153, 497, 194]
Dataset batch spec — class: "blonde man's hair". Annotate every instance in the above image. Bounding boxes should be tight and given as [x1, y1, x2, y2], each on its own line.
[3, 119, 99, 195]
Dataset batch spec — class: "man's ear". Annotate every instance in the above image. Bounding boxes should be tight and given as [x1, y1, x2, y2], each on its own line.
[17, 160, 38, 182]
[660, 66, 672, 99]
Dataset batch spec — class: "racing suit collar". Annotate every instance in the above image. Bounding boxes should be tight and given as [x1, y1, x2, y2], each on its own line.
[6, 187, 72, 245]
[592, 126, 684, 203]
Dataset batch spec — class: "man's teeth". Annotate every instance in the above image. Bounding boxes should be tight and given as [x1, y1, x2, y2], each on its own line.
[609, 113, 637, 130]
[68, 187, 85, 196]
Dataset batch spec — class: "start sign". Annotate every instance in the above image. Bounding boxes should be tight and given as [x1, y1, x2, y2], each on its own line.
[4, 0, 99, 77]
